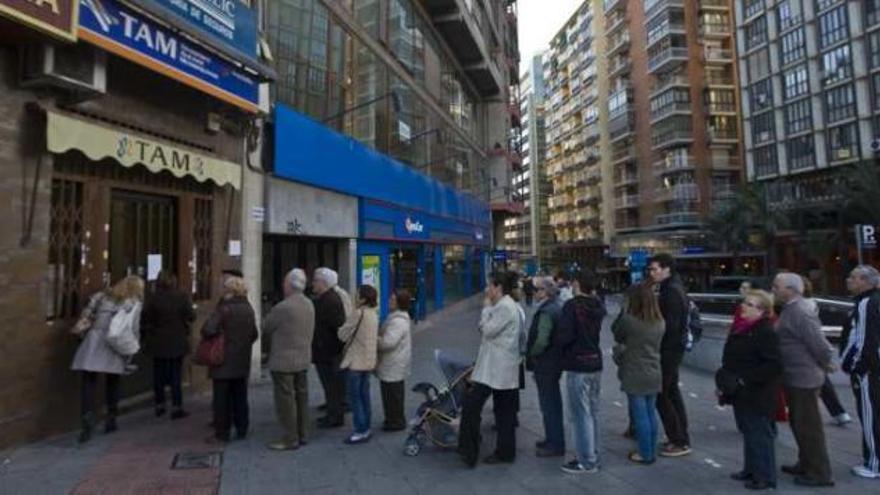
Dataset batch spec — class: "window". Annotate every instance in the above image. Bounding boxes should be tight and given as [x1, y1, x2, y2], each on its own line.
[869, 0, 880, 28]
[650, 88, 690, 117]
[777, 0, 802, 32]
[750, 78, 774, 112]
[818, 5, 848, 49]
[785, 99, 813, 134]
[821, 45, 852, 85]
[744, 0, 763, 19]
[870, 31, 880, 69]
[780, 28, 806, 66]
[754, 145, 778, 177]
[745, 16, 768, 50]
[783, 65, 809, 100]
[706, 89, 736, 112]
[816, 0, 842, 12]
[747, 48, 771, 80]
[751, 112, 775, 144]
[824, 84, 856, 123]
[786, 136, 815, 171]
[827, 123, 859, 162]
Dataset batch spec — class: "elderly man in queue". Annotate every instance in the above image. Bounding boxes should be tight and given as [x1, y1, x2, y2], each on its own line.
[311, 267, 348, 428]
[263, 269, 314, 451]
[842, 265, 880, 480]
[772, 272, 835, 487]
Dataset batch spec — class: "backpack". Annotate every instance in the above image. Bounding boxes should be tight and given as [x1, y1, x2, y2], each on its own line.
[684, 299, 703, 352]
[106, 300, 142, 356]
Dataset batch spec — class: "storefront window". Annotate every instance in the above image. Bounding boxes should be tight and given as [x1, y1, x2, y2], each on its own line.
[443, 245, 468, 306]
[425, 245, 436, 314]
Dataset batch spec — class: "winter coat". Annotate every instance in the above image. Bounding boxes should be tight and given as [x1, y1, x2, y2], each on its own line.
[140, 287, 195, 359]
[555, 294, 607, 373]
[333, 285, 353, 319]
[842, 288, 880, 376]
[71, 292, 128, 374]
[202, 296, 258, 380]
[776, 297, 833, 389]
[263, 292, 315, 373]
[658, 276, 689, 356]
[338, 307, 379, 371]
[472, 295, 522, 390]
[612, 313, 665, 395]
[311, 289, 347, 364]
[376, 310, 412, 382]
[525, 296, 563, 374]
[719, 318, 783, 418]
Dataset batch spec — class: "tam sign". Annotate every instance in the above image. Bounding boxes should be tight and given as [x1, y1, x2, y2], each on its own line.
[142, 0, 258, 61]
[0, 0, 78, 41]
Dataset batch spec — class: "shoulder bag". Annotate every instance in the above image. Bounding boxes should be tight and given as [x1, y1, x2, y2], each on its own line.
[193, 307, 227, 367]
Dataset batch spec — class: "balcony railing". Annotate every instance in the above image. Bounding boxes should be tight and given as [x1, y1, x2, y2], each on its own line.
[700, 0, 729, 9]
[654, 157, 696, 176]
[609, 58, 632, 77]
[648, 47, 689, 73]
[655, 212, 700, 225]
[710, 156, 742, 171]
[609, 33, 631, 55]
[651, 75, 689, 97]
[700, 22, 731, 37]
[615, 171, 639, 186]
[705, 73, 736, 86]
[645, 0, 684, 22]
[612, 145, 637, 164]
[615, 194, 640, 209]
[704, 47, 734, 63]
[708, 128, 738, 142]
[652, 129, 694, 148]
[604, 0, 626, 14]
[651, 102, 692, 124]
[656, 183, 699, 202]
[606, 13, 627, 35]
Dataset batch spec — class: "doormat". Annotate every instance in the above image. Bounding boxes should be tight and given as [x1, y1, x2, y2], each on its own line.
[171, 451, 223, 470]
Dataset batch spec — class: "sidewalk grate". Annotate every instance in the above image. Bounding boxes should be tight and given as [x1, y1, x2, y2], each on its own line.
[170, 451, 223, 470]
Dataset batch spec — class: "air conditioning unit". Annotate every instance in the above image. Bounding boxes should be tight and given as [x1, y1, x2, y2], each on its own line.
[21, 43, 106, 94]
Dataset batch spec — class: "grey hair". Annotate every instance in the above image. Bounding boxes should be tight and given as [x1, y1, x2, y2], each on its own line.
[853, 265, 880, 288]
[537, 277, 559, 298]
[775, 272, 804, 295]
[287, 268, 307, 291]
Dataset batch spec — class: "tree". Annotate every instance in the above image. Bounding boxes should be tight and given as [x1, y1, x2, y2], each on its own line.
[840, 160, 880, 226]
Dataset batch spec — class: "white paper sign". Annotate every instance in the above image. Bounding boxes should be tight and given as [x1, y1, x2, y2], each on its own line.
[147, 254, 162, 281]
[251, 206, 265, 222]
[229, 240, 242, 257]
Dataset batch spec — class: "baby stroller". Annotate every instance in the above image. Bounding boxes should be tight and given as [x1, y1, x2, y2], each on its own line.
[403, 350, 473, 456]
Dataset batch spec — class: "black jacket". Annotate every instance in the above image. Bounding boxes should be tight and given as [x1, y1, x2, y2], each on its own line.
[842, 288, 880, 375]
[311, 289, 346, 364]
[658, 276, 688, 355]
[719, 318, 783, 418]
[525, 297, 563, 374]
[141, 287, 195, 358]
[555, 294, 607, 373]
[202, 296, 258, 380]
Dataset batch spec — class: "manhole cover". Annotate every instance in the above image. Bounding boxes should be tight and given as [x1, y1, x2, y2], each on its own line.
[171, 451, 223, 470]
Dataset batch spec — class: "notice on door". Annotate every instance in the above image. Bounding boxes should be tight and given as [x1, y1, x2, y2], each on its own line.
[147, 254, 162, 281]
[361, 255, 381, 304]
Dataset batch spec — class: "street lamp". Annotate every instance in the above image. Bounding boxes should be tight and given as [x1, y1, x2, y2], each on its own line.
[322, 89, 402, 124]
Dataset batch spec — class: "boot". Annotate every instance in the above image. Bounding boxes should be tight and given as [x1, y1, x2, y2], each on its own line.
[104, 415, 118, 434]
[78, 413, 95, 444]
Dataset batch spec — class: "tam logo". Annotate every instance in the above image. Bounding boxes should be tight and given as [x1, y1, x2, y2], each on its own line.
[404, 217, 424, 234]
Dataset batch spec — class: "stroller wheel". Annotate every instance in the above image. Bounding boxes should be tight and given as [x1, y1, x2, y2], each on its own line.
[403, 435, 422, 457]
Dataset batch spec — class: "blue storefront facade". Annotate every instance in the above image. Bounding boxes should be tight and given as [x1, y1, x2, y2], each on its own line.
[273, 104, 491, 320]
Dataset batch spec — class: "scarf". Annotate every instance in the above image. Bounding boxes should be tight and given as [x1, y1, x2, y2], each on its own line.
[730, 307, 762, 335]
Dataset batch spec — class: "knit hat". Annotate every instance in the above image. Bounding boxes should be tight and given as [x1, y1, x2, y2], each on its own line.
[289, 269, 307, 291]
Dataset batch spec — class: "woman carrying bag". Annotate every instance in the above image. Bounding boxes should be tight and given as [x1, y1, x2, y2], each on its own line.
[71, 275, 144, 444]
[338, 285, 379, 444]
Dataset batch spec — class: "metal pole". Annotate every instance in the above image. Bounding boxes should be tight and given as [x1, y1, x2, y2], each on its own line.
[857, 224, 864, 265]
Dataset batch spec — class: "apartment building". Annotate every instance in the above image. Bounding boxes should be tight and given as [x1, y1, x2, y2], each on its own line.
[735, 0, 880, 282]
[544, 1, 612, 269]
[605, 0, 742, 279]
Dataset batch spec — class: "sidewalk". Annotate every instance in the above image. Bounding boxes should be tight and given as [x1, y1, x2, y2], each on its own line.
[1, 296, 876, 494]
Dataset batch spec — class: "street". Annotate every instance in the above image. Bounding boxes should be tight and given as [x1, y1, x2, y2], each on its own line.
[1, 296, 876, 494]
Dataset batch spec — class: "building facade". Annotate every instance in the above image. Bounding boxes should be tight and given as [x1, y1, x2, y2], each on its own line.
[262, 0, 519, 319]
[734, 0, 880, 291]
[0, 0, 271, 446]
[603, 0, 742, 287]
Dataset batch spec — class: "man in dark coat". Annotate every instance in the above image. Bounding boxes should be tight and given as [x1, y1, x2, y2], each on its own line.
[525, 277, 564, 457]
[311, 267, 347, 428]
[648, 253, 691, 457]
[141, 271, 195, 419]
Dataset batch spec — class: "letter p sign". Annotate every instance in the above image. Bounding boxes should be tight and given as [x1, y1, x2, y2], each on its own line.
[862, 225, 877, 250]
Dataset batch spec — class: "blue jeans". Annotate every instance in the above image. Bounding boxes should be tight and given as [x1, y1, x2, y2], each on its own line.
[734, 405, 777, 484]
[534, 371, 565, 453]
[346, 371, 372, 434]
[628, 394, 659, 462]
[566, 371, 601, 467]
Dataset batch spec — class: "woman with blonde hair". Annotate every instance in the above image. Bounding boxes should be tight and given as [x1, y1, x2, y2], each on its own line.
[717, 289, 783, 490]
[71, 275, 145, 443]
[612, 282, 665, 464]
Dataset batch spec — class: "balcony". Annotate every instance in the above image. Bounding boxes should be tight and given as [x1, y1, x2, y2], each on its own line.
[508, 103, 522, 127]
[614, 169, 638, 186]
[700, 0, 729, 10]
[655, 183, 699, 203]
[699, 22, 731, 39]
[705, 102, 737, 116]
[612, 145, 636, 164]
[654, 157, 696, 176]
[609, 112, 634, 142]
[423, 0, 504, 96]
[615, 215, 641, 231]
[604, 0, 626, 15]
[609, 58, 632, 78]
[650, 102, 692, 125]
[645, 0, 684, 23]
[710, 156, 741, 172]
[608, 32, 631, 56]
[605, 12, 627, 36]
[648, 46, 689, 74]
[655, 211, 700, 226]
[705, 72, 736, 87]
[651, 75, 689, 98]
[704, 47, 734, 65]
[652, 129, 694, 149]
[615, 194, 640, 210]
[707, 128, 738, 144]
[646, 23, 686, 50]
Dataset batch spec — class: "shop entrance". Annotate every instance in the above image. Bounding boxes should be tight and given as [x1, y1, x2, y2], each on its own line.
[389, 247, 421, 321]
[262, 235, 342, 310]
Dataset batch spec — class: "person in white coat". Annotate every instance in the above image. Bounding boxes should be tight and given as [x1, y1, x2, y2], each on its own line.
[376, 290, 413, 431]
[458, 272, 522, 467]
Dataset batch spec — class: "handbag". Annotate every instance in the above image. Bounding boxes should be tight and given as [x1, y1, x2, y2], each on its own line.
[193, 333, 225, 367]
[106, 300, 142, 356]
[341, 311, 365, 362]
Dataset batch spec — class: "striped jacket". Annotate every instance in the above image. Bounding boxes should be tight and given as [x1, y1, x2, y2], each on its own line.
[843, 288, 880, 376]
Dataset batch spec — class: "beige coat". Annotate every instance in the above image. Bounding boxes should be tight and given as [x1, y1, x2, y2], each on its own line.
[262, 292, 315, 373]
[376, 311, 412, 382]
[471, 295, 522, 390]
[338, 307, 379, 371]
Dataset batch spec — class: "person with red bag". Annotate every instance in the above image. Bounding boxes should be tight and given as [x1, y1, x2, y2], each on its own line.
[201, 273, 258, 444]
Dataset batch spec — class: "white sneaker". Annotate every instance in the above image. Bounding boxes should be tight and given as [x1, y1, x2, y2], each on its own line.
[834, 413, 853, 426]
[852, 465, 880, 479]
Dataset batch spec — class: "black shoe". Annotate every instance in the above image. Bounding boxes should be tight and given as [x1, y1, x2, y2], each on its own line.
[535, 440, 548, 449]
[104, 417, 118, 434]
[744, 480, 776, 490]
[317, 417, 344, 429]
[781, 464, 805, 476]
[170, 409, 190, 420]
[381, 423, 406, 432]
[536, 447, 565, 458]
[459, 451, 477, 468]
[234, 430, 248, 440]
[731, 471, 753, 481]
[155, 406, 166, 418]
[483, 453, 515, 465]
[793, 476, 834, 487]
[78, 413, 95, 444]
